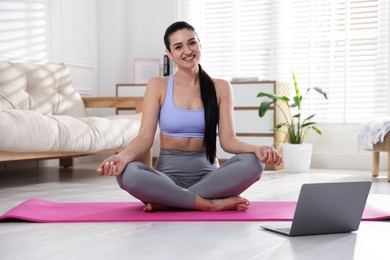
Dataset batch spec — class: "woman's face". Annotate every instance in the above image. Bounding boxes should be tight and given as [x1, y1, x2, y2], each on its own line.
[167, 29, 202, 69]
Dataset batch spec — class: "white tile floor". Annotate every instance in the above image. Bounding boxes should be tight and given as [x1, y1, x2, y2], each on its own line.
[0, 163, 389, 260]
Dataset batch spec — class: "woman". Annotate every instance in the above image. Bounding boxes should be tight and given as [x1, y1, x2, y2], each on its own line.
[97, 21, 282, 212]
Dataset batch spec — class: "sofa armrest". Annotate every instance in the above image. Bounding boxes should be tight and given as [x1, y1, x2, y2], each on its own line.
[82, 97, 144, 113]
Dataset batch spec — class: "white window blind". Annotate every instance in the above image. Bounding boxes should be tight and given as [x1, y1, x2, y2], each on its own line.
[0, 0, 49, 62]
[186, 0, 273, 79]
[184, 0, 389, 124]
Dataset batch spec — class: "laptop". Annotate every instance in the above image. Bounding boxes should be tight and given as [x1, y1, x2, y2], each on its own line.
[261, 181, 372, 236]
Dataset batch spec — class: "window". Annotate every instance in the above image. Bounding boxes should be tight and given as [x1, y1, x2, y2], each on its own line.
[184, 0, 389, 123]
[0, 0, 49, 62]
[186, 0, 274, 79]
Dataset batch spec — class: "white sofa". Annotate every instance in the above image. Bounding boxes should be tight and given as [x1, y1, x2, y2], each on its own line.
[0, 61, 150, 167]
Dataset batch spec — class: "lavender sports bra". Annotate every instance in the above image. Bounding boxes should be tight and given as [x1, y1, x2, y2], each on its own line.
[159, 74, 205, 138]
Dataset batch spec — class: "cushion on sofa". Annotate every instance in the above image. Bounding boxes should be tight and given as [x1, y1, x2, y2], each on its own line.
[0, 109, 142, 152]
[0, 61, 87, 117]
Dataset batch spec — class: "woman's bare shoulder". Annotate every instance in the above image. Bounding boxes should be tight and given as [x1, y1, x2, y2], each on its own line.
[211, 77, 232, 95]
[212, 77, 230, 86]
[148, 76, 169, 88]
[145, 76, 169, 94]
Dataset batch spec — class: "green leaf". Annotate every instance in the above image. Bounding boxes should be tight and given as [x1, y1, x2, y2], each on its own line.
[301, 122, 316, 128]
[293, 113, 301, 118]
[279, 96, 290, 103]
[292, 72, 302, 109]
[257, 92, 277, 99]
[275, 122, 289, 129]
[293, 95, 302, 108]
[313, 87, 328, 99]
[258, 101, 274, 117]
[311, 126, 322, 135]
[304, 114, 316, 121]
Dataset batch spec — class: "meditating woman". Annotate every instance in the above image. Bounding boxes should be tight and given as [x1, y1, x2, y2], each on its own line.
[97, 21, 282, 212]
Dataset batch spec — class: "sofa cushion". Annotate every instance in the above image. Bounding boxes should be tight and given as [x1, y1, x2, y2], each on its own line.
[0, 61, 87, 117]
[0, 110, 141, 152]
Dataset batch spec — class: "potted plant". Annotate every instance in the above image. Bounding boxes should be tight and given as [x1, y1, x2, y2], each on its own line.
[257, 72, 328, 172]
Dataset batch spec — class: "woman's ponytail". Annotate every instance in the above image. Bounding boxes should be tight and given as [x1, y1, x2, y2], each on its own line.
[198, 64, 219, 164]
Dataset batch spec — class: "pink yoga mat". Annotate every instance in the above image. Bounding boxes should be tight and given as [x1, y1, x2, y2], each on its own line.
[0, 198, 389, 223]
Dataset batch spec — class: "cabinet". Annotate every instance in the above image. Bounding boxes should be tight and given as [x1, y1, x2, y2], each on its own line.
[116, 81, 289, 170]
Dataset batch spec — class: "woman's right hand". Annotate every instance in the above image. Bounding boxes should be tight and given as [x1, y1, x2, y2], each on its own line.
[255, 146, 283, 166]
[97, 154, 128, 177]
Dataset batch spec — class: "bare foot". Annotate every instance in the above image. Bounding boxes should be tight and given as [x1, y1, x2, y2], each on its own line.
[142, 196, 250, 212]
[143, 202, 180, 212]
[194, 196, 250, 211]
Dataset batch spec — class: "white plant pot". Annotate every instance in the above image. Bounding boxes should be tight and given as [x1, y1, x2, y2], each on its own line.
[282, 143, 313, 173]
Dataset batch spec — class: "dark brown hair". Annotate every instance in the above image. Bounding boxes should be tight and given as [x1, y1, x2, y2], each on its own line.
[164, 21, 219, 164]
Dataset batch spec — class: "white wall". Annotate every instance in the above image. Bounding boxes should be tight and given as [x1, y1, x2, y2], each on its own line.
[50, 0, 98, 96]
[96, 0, 127, 97]
[306, 124, 377, 171]
[96, 0, 180, 98]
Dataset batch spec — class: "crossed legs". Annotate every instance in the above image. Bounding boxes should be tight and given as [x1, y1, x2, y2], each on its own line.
[116, 153, 263, 212]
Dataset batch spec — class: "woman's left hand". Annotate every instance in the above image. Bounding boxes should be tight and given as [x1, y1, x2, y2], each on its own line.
[255, 146, 283, 166]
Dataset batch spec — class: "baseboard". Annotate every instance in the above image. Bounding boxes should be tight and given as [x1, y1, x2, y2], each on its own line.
[311, 152, 387, 170]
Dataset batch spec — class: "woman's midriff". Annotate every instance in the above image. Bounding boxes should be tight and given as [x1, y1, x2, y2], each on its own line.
[159, 134, 205, 152]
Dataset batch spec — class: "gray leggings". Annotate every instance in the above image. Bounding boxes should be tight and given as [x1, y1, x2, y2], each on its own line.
[116, 149, 263, 209]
